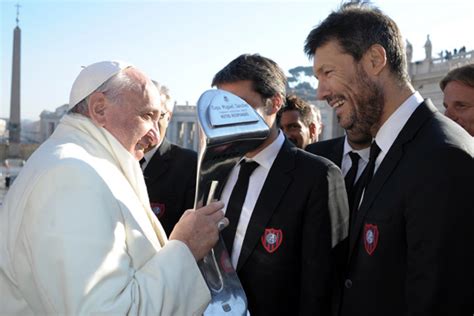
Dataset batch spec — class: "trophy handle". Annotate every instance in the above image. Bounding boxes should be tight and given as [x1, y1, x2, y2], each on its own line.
[198, 180, 248, 315]
[201, 181, 224, 294]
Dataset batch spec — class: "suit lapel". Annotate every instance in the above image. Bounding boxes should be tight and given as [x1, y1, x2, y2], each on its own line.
[332, 137, 345, 167]
[349, 101, 436, 258]
[236, 140, 295, 271]
[144, 138, 172, 186]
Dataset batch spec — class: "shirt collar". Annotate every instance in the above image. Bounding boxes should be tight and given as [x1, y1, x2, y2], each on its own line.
[375, 91, 423, 155]
[242, 130, 285, 170]
[343, 136, 371, 163]
[143, 144, 159, 163]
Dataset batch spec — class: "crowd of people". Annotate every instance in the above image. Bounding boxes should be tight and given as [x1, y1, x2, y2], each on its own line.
[0, 2, 473, 315]
[439, 46, 468, 60]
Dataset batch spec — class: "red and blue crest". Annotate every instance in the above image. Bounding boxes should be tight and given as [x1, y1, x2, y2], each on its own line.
[363, 223, 379, 255]
[261, 228, 283, 253]
[150, 202, 165, 219]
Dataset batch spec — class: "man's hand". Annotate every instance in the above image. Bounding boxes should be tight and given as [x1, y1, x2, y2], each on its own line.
[169, 201, 228, 261]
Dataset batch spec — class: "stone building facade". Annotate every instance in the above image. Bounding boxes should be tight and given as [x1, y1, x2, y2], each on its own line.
[409, 50, 473, 111]
[166, 103, 199, 151]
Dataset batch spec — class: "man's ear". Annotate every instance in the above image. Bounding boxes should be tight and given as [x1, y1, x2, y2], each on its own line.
[88, 92, 108, 126]
[362, 44, 387, 76]
[308, 122, 317, 140]
[266, 94, 284, 115]
[318, 121, 324, 136]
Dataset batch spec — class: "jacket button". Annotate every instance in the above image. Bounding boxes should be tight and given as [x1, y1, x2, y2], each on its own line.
[344, 279, 353, 289]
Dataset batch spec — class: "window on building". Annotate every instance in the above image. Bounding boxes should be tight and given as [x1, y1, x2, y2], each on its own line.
[177, 122, 184, 147]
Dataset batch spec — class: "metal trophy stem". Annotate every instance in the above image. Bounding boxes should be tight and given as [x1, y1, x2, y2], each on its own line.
[195, 89, 270, 315]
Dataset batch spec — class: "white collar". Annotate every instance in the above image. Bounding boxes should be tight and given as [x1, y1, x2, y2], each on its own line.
[343, 136, 370, 163]
[242, 130, 285, 170]
[60, 114, 166, 246]
[375, 91, 423, 154]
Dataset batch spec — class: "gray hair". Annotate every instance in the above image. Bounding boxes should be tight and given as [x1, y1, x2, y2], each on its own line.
[69, 69, 141, 116]
[152, 80, 174, 113]
[160, 85, 174, 113]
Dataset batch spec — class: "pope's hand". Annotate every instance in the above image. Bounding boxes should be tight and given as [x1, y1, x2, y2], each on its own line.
[170, 201, 228, 260]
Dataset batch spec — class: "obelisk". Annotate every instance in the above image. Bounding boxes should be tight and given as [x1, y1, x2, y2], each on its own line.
[8, 4, 21, 157]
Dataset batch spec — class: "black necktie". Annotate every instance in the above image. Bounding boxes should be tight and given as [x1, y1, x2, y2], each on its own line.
[139, 158, 146, 168]
[345, 152, 361, 211]
[352, 141, 381, 213]
[222, 160, 259, 253]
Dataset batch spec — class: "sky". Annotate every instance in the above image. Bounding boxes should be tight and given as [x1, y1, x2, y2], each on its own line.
[1, 0, 473, 120]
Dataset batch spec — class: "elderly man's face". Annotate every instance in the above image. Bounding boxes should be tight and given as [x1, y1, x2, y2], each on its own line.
[443, 81, 474, 136]
[102, 69, 162, 159]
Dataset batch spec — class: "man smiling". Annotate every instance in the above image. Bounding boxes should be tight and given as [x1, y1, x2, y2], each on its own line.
[305, 3, 474, 316]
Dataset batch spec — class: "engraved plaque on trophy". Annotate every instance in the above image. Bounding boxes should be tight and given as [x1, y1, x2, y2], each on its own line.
[195, 89, 270, 315]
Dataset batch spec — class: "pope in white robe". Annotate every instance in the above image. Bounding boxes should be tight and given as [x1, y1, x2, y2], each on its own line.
[0, 61, 217, 315]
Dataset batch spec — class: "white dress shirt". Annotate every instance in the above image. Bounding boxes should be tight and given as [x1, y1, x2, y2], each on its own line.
[374, 91, 424, 174]
[341, 136, 370, 182]
[220, 131, 285, 268]
[357, 92, 423, 208]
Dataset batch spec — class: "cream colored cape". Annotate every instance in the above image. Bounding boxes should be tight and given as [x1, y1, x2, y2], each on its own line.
[0, 114, 210, 315]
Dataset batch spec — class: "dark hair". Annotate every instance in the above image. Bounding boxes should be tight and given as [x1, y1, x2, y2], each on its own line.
[211, 54, 287, 101]
[440, 64, 474, 91]
[304, 1, 408, 82]
[278, 94, 318, 127]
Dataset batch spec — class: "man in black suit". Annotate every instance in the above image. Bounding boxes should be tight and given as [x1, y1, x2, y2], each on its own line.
[212, 54, 349, 316]
[304, 3, 474, 315]
[141, 84, 197, 236]
[306, 131, 371, 211]
[307, 130, 371, 316]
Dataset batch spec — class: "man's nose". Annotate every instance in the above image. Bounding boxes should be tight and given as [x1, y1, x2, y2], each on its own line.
[146, 127, 159, 144]
[152, 118, 159, 131]
[316, 80, 330, 100]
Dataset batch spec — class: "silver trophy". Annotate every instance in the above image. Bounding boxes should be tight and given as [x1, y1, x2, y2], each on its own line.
[195, 89, 270, 315]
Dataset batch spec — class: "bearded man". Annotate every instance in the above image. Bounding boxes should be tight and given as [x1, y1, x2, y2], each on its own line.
[305, 3, 474, 316]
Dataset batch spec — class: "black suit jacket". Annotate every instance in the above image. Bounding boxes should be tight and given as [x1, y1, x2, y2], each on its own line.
[230, 138, 348, 316]
[306, 136, 350, 316]
[341, 100, 474, 316]
[143, 138, 197, 236]
[306, 136, 345, 168]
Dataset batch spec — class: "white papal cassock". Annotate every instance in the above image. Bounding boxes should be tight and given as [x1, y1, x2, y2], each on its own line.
[0, 114, 210, 315]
